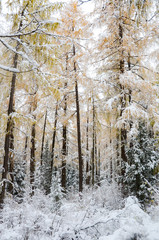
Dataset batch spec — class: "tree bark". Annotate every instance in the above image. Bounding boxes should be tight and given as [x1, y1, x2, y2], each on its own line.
[92, 98, 95, 186]
[95, 130, 98, 183]
[30, 94, 37, 196]
[23, 136, 28, 162]
[98, 145, 101, 186]
[61, 81, 67, 192]
[40, 109, 47, 165]
[30, 120, 36, 196]
[73, 44, 83, 193]
[51, 102, 58, 174]
[119, 18, 127, 179]
[0, 3, 28, 207]
[86, 110, 90, 185]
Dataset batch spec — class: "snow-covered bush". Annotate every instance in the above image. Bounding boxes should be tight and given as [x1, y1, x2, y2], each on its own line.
[2, 192, 159, 240]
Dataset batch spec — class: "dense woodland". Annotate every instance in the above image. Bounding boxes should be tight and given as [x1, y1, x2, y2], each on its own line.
[0, 0, 159, 211]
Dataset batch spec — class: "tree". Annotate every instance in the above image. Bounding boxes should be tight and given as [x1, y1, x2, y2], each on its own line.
[40, 109, 47, 165]
[61, 56, 68, 193]
[124, 121, 159, 204]
[0, 2, 29, 206]
[50, 170, 63, 210]
[59, 0, 90, 193]
[30, 92, 37, 196]
[41, 141, 52, 195]
[0, 0, 62, 205]
[13, 158, 26, 203]
[93, 0, 159, 190]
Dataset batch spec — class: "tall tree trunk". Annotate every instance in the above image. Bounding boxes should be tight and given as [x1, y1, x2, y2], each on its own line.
[73, 44, 83, 193]
[22, 135, 28, 180]
[23, 136, 28, 162]
[95, 130, 98, 183]
[7, 118, 15, 194]
[51, 101, 58, 174]
[61, 81, 67, 192]
[110, 136, 113, 182]
[119, 18, 127, 179]
[86, 108, 90, 185]
[0, 54, 18, 205]
[30, 95, 37, 196]
[116, 128, 121, 182]
[30, 122, 36, 196]
[98, 145, 101, 186]
[40, 109, 47, 165]
[128, 52, 132, 104]
[92, 98, 95, 186]
[0, 3, 28, 207]
[0, 42, 18, 207]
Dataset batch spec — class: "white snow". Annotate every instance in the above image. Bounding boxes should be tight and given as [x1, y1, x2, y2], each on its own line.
[0, 64, 20, 73]
[0, 184, 159, 240]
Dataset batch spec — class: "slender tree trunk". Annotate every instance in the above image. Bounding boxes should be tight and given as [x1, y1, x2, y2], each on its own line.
[110, 136, 113, 182]
[0, 42, 18, 206]
[128, 52, 132, 104]
[51, 101, 58, 174]
[61, 81, 67, 192]
[22, 135, 28, 180]
[7, 116, 15, 194]
[30, 94, 37, 196]
[41, 109, 47, 165]
[98, 145, 101, 186]
[75, 78, 83, 192]
[23, 136, 28, 162]
[0, 3, 28, 207]
[119, 19, 127, 178]
[86, 109, 90, 185]
[95, 131, 98, 183]
[30, 122, 36, 196]
[92, 98, 95, 186]
[73, 44, 83, 193]
[116, 128, 121, 182]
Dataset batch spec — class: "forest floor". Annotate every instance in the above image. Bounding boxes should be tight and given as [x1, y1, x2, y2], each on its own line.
[0, 182, 159, 240]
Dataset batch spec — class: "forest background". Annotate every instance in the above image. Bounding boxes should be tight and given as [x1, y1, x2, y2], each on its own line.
[0, 0, 159, 213]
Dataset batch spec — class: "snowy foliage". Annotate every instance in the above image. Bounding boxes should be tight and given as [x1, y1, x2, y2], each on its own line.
[0, 186, 159, 240]
[124, 121, 159, 204]
[50, 170, 64, 210]
[13, 160, 26, 203]
[41, 142, 52, 195]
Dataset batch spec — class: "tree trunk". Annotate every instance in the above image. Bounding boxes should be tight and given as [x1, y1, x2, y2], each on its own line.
[0, 3, 28, 207]
[86, 110, 90, 185]
[73, 44, 83, 193]
[51, 101, 58, 173]
[128, 52, 132, 103]
[30, 94, 37, 196]
[61, 81, 67, 192]
[41, 109, 47, 165]
[119, 19, 127, 179]
[30, 121, 36, 196]
[98, 145, 101, 186]
[23, 136, 28, 162]
[92, 98, 95, 186]
[95, 130, 98, 183]
[110, 137, 113, 182]
[0, 42, 19, 207]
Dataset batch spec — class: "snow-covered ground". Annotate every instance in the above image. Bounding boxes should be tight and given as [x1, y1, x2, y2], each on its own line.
[0, 183, 159, 240]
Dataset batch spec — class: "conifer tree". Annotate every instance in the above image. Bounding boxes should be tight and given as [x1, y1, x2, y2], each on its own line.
[124, 121, 159, 204]
[50, 170, 63, 209]
[13, 159, 26, 202]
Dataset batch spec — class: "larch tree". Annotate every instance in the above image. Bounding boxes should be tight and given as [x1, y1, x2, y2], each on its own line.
[58, 0, 90, 193]
[0, 0, 62, 205]
[93, 0, 159, 192]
